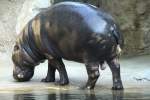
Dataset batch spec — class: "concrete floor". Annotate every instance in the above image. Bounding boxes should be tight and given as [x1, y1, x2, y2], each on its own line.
[0, 52, 150, 100]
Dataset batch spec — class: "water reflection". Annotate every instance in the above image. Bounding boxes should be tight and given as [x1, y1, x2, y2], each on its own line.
[112, 90, 124, 100]
[14, 94, 36, 100]
[13, 90, 124, 100]
[85, 92, 97, 100]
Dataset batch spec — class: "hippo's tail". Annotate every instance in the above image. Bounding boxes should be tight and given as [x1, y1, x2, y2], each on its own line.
[109, 24, 124, 55]
[111, 24, 124, 49]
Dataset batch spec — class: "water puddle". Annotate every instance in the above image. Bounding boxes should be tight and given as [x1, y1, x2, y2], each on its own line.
[1, 89, 150, 100]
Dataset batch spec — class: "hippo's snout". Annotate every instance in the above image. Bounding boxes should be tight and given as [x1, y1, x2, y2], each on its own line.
[13, 66, 34, 82]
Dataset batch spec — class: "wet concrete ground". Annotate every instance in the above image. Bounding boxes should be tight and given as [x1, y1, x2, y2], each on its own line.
[0, 53, 150, 100]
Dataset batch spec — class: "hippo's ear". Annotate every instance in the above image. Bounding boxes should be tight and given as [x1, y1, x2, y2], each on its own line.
[12, 44, 21, 60]
[12, 44, 26, 62]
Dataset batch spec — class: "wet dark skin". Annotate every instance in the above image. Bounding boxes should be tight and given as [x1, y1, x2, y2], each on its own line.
[12, 2, 124, 90]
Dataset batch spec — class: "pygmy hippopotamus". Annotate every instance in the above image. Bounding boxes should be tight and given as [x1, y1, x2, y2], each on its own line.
[12, 2, 124, 90]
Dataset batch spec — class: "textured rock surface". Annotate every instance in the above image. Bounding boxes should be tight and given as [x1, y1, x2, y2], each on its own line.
[0, 0, 51, 55]
[16, 0, 51, 34]
[0, 0, 24, 53]
[0, 0, 150, 56]
[98, 0, 150, 56]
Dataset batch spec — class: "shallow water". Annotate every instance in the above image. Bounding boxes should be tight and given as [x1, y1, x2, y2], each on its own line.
[1, 89, 150, 100]
[0, 53, 150, 100]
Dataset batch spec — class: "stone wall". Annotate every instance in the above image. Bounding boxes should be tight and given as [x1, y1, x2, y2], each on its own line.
[97, 0, 150, 56]
[0, 0, 24, 53]
[0, 0, 51, 55]
[16, 0, 51, 34]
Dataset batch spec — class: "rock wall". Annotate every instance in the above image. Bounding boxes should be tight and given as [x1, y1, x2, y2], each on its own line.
[0, 0, 51, 55]
[0, 0, 24, 53]
[16, 0, 51, 34]
[0, 0, 150, 57]
[97, 0, 150, 56]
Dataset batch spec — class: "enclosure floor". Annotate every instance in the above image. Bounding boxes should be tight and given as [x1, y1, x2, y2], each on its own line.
[0, 53, 150, 99]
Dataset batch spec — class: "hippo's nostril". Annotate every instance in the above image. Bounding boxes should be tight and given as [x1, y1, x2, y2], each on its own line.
[17, 73, 24, 79]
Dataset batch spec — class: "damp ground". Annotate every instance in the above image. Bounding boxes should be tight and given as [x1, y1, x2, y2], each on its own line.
[0, 53, 150, 100]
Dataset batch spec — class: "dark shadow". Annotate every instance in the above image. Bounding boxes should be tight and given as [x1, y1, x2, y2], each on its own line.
[47, 93, 57, 100]
[13, 93, 35, 100]
[48, 93, 81, 100]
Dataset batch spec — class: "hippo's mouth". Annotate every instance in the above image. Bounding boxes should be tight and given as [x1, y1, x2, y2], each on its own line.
[13, 66, 34, 82]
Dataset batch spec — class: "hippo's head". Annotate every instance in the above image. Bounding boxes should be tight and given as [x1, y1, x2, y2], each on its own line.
[12, 42, 34, 82]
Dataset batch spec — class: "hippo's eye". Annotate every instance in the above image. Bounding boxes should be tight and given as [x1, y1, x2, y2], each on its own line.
[14, 45, 19, 51]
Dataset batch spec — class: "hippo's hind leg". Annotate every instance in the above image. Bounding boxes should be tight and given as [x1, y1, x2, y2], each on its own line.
[41, 60, 56, 82]
[107, 57, 123, 90]
[85, 61, 100, 89]
[83, 54, 100, 89]
[42, 58, 69, 85]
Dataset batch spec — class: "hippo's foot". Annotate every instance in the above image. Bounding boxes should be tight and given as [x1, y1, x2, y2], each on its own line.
[55, 79, 69, 86]
[81, 84, 95, 90]
[112, 80, 123, 90]
[41, 77, 55, 82]
[81, 71, 99, 90]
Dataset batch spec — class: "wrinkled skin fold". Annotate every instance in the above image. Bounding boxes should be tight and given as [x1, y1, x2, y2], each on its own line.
[12, 2, 124, 90]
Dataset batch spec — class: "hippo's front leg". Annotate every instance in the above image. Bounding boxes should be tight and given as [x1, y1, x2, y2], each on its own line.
[55, 58, 69, 85]
[107, 57, 123, 90]
[42, 58, 69, 85]
[41, 60, 56, 82]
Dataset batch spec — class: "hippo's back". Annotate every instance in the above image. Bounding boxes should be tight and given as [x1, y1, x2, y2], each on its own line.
[45, 2, 114, 33]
